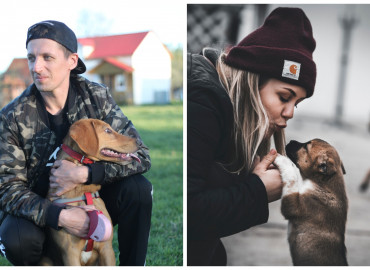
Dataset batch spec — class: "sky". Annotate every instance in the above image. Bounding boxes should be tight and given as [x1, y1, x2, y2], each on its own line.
[0, 0, 186, 73]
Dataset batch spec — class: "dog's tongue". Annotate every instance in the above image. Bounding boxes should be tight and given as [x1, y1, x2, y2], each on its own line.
[120, 153, 141, 163]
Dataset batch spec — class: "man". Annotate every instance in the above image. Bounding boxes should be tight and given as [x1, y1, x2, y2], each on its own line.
[0, 21, 152, 266]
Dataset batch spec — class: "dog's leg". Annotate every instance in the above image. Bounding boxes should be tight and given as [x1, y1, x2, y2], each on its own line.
[274, 155, 301, 195]
[98, 245, 116, 266]
[274, 155, 303, 219]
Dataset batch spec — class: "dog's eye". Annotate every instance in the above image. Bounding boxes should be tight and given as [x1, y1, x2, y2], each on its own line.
[105, 128, 112, 134]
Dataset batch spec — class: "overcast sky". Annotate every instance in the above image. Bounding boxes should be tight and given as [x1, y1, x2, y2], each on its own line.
[0, 0, 186, 73]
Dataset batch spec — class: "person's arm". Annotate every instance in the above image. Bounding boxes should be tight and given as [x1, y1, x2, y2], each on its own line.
[0, 113, 63, 229]
[187, 94, 270, 240]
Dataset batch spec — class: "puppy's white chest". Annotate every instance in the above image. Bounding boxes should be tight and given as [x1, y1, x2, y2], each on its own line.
[299, 179, 315, 194]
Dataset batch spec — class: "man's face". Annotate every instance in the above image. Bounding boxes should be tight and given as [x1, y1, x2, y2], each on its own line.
[27, 38, 77, 92]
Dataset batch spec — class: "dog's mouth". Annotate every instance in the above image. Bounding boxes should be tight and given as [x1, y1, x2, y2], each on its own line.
[101, 148, 141, 163]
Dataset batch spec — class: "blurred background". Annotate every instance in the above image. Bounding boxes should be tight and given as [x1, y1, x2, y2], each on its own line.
[0, 0, 184, 107]
[0, 0, 183, 266]
[188, 4, 370, 266]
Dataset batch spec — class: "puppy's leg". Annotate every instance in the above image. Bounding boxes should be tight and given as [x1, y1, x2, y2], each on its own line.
[274, 155, 301, 196]
[274, 155, 302, 219]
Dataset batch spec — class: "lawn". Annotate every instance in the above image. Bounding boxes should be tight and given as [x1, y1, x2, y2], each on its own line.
[0, 103, 183, 266]
[118, 103, 183, 266]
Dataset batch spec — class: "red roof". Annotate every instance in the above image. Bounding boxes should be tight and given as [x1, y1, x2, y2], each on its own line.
[104, 57, 134, 72]
[78, 32, 149, 60]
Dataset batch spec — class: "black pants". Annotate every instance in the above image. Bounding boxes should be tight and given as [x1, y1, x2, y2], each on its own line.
[0, 174, 152, 266]
[187, 239, 227, 266]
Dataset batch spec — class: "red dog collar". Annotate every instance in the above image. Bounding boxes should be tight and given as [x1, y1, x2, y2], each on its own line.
[61, 144, 94, 164]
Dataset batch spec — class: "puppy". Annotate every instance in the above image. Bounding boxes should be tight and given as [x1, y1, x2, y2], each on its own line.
[274, 139, 348, 266]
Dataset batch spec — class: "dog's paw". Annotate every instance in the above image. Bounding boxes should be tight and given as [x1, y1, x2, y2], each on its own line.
[274, 155, 300, 194]
[274, 154, 292, 169]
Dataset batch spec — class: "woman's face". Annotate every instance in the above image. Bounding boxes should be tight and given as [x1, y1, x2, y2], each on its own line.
[259, 78, 307, 138]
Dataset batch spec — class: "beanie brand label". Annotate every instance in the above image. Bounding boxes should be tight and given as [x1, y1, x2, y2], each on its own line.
[282, 60, 301, 80]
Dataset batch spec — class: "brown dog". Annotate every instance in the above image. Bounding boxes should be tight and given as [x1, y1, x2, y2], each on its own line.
[40, 119, 139, 266]
[274, 139, 348, 266]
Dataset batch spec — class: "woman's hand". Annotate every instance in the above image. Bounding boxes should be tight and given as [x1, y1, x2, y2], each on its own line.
[253, 149, 282, 202]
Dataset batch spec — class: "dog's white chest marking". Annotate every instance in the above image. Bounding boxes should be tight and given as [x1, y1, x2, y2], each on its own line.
[81, 250, 92, 264]
[299, 179, 315, 194]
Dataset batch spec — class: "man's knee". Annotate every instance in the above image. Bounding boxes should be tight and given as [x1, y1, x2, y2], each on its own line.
[121, 174, 153, 205]
[0, 215, 45, 266]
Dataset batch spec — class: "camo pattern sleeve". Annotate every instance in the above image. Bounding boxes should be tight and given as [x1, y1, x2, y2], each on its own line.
[74, 76, 151, 184]
[0, 101, 56, 227]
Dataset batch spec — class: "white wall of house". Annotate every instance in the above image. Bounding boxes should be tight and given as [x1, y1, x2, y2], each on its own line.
[131, 32, 172, 104]
[77, 44, 101, 82]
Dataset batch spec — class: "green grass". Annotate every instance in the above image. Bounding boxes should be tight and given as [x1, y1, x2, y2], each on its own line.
[0, 103, 183, 266]
[119, 103, 183, 266]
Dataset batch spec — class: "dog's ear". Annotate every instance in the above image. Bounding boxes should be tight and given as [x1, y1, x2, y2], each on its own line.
[69, 119, 99, 157]
[341, 161, 346, 175]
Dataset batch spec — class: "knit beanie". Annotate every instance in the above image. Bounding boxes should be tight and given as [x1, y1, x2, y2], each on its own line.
[224, 7, 316, 97]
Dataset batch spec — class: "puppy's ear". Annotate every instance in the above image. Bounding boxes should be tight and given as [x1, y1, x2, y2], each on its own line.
[341, 161, 346, 175]
[69, 119, 99, 157]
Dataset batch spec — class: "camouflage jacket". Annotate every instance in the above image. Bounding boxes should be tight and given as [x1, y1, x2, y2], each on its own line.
[0, 75, 151, 228]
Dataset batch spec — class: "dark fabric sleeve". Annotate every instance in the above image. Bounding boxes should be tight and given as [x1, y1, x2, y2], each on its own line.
[85, 163, 106, 185]
[187, 55, 269, 240]
[45, 203, 65, 230]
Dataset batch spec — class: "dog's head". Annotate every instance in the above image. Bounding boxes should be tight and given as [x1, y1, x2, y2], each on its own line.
[67, 119, 140, 165]
[286, 138, 345, 181]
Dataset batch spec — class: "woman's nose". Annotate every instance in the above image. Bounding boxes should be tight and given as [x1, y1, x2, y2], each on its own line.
[282, 104, 295, 120]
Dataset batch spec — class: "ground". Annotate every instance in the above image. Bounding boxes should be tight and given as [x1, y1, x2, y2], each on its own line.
[222, 114, 370, 266]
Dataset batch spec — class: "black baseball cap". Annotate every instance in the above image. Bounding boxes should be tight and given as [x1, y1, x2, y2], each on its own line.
[26, 20, 86, 74]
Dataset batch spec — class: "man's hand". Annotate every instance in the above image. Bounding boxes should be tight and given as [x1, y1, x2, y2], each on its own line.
[58, 205, 96, 238]
[50, 160, 89, 196]
[253, 149, 282, 202]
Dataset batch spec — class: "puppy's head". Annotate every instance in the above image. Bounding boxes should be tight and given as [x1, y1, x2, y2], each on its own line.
[286, 139, 345, 181]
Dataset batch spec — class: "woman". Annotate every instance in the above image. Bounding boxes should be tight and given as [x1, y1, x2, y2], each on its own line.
[187, 7, 316, 266]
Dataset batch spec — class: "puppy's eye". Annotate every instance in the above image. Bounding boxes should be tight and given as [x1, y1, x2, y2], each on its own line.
[318, 163, 327, 173]
[105, 128, 112, 134]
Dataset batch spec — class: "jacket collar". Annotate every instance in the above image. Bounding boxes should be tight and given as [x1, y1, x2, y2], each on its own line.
[35, 83, 76, 129]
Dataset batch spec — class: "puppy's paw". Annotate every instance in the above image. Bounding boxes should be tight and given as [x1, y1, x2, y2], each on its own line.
[274, 154, 292, 169]
[274, 155, 300, 195]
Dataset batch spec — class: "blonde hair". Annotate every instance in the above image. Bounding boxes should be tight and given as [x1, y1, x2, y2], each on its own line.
[216, 52, 286, 174]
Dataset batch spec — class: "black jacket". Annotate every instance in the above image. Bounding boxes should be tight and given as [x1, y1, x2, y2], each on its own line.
[187, 50, 269, 240]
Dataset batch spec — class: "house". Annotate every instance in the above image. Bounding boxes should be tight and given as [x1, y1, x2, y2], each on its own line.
[78, 31, 172, 105]
[0, 58, 32, 108]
